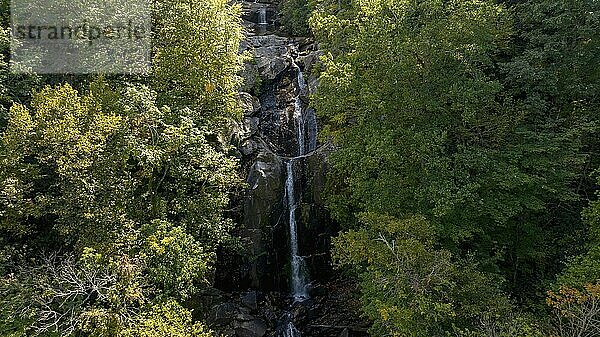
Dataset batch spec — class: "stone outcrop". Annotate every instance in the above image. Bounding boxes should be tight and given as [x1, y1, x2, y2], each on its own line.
[200, 282, 369, 337]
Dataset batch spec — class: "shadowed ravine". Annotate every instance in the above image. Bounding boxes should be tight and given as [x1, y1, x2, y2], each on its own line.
[207, 1, 370, 336]
[280, 50, 314, 336]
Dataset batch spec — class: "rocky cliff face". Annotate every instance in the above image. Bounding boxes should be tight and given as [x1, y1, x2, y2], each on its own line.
[221, 0, 329, 295]
[205, 2, 370, 336]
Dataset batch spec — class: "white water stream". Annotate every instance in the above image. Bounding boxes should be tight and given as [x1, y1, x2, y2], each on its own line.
[258, 7, 267, 25]
[280, 51, 316, 337]
[286, 54, 313, 302]
[285, 160, 309, 300]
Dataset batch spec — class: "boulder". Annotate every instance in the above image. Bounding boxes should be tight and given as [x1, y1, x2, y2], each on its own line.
[234, 318, 268, 337]
[243, 151, 285, 288]
[241, 290, 259, 311]
[210, 302, 238, 325]
[240, 92, 261, 116]
[244, 35, 291, 82]
[255, 48, 289, 81]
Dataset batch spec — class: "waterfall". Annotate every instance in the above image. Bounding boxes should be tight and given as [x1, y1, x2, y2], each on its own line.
[292, 59, 307, 93]
[286, 56, 312, 301]
[294, 98, 305, 155]
[283, 321, 301, 337]
[278, 312, 301, 337]
[291, 58, 308, 156]
[279, 50, 317, 337]
[285, 160, 308, 300]
[258, 7, 267, 25]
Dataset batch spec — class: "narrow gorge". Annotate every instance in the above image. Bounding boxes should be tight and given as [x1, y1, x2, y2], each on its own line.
[201, 1, 369, 336]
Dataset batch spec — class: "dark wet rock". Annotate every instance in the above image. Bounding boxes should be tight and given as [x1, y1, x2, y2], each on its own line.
[240, 137, 259, 156]
[242, 291, 259, 311]
[236, 312, 255, 321]
[255, 47, 290, 81]
[239, 35, 291, 90]
[210, 301, 238, 325]
[235, 318, 268, 337]
[204, 279, 370, 336]
[297, 50, 321, 71]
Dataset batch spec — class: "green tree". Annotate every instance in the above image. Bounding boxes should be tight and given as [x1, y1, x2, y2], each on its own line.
[0, 0, 245, 335]
[280, 0, 311, 36]
[152, 0, 243, 125]
[311, 0, 600, 332]
[333, 213, 521, 335]
[501, 0, 600, 296]
[0, 80, 241, 335]
[555, 170, 600, 289]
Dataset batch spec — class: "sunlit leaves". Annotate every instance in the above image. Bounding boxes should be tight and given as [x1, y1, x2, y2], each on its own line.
[152, 0, 244, 125]
[141, 220, 213, 299]
[333, 213, 513, 335]
[119, 300, 213, 337]
[0, 78, 242, 335]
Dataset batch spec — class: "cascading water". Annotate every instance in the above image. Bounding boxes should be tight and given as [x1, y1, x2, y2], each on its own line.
[285, 160, 309, 300]
[256, 7, 268, 34]
[291, 58, 307, 92]
[279, 51, 315, 337]
[231, 2, 354, 335]
[293, 100, 305, 155]
[285, 322, 301, 337]
[278, 312, 301, 337]
[288, 55, 311, 301]
[291, 57, 307, 155]
[258, 7, 267, 25]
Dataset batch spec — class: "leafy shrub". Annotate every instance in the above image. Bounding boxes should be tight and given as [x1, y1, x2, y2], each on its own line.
[119, 301, 213, 337]
[547, 284, 600, 337]
[280, 0, 311, 36]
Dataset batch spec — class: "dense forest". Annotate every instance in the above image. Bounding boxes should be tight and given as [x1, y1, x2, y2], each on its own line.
[1, 0, 599, 336]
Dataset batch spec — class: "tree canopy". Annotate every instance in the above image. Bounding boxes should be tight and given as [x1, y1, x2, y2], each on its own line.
[311, 0, 600, 335]
[0, 0, 243, 335]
